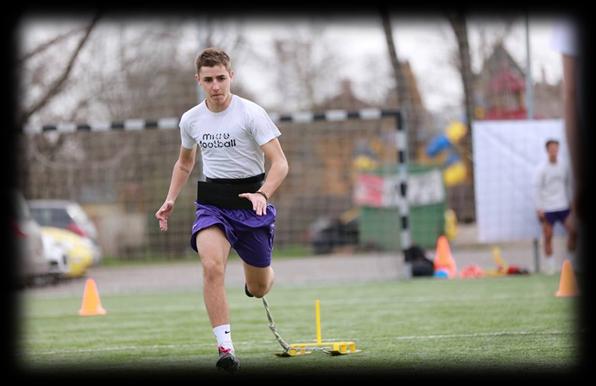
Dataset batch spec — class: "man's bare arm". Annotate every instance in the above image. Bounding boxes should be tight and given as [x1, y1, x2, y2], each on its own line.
[238, 138, 288, 216]
[155, 145, 197, 231]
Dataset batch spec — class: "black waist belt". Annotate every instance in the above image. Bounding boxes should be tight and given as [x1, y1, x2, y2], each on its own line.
[197, 174, 265, 209]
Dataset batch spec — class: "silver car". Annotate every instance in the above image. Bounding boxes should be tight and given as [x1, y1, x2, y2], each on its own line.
[14, 191, 50, 286]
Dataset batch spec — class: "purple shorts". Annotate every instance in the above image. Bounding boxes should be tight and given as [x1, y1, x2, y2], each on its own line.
[544, 209, 570, 226]
[190, 202, 276, 268]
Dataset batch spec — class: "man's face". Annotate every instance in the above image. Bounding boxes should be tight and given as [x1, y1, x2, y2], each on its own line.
[196, 64, 234, 107]
[547, 142, 559, 161]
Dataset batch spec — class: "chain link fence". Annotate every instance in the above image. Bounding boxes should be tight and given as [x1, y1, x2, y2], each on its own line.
[17, 110, 451, 260]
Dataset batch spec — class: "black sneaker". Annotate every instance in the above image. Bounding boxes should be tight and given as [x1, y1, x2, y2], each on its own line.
[216, 347, 239, 373]
[244, 283, 254, 298]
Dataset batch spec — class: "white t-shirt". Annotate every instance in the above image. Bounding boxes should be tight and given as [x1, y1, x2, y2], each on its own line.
[534, 160, 572, 212]
[179, 95, 281, 179]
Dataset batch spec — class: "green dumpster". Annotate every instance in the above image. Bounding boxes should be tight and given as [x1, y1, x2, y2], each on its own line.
[356, 164, 446, 251]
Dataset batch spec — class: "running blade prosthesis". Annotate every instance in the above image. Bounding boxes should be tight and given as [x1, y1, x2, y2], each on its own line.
[261, 297, 360, 357]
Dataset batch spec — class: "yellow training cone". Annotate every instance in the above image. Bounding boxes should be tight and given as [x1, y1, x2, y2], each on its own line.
[555, 259, 579, 297]
[79, 278, 107, 316]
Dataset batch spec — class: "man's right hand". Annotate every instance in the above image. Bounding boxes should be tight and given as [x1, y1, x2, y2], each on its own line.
[156, 200, 175, 232]
[536, 209, 545, 222]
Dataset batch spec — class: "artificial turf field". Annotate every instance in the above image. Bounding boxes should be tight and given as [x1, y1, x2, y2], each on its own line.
[15, 273, 581, 377]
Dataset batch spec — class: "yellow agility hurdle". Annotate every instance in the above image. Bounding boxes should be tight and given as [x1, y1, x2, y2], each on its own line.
[269, 299, 359, 357]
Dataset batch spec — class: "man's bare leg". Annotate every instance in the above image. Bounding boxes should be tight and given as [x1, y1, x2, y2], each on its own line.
[196, 226, 232, 327]
[542, 222, 555, 274]
[195, 226, 239, 372]
[243, 262, 274, 298]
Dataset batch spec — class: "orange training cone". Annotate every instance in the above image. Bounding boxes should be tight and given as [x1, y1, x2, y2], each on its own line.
[555, 259, 579, 297]
[433, 235, 457, 278]
[79, 278, 107, 316]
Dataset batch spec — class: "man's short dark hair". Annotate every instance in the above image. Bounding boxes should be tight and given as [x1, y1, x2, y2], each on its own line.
[195, 47, 232, 74]
[545, 139, 559, 149]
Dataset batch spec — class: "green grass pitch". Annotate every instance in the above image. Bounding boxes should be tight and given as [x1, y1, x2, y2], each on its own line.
[16, 274, 580, 376]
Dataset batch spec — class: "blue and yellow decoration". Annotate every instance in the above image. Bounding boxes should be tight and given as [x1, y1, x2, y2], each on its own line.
[425, 121, 468, 187]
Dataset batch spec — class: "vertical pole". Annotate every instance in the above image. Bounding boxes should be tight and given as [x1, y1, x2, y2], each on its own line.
[525, 14, 534, 119]
[525, 14, 539, 272]
[396, 111, 411, 278]
[315, 299, 322, 344]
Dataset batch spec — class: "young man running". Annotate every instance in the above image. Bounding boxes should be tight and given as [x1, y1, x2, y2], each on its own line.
[155, 47, 288, 372]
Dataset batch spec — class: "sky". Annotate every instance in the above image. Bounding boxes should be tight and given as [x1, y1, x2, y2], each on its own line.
[237, 15, 563, 115]
[19, 13, 566, 126]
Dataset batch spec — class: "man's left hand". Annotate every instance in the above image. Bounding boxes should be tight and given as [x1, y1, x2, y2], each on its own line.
[239, 192, 267, 215]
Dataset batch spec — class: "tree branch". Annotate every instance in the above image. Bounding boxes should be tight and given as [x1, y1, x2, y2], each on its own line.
[18, 14, 100, 127]
[447, 11, 476, 190]
[18, 25, 87, 64]
[379, 6, 409, 112]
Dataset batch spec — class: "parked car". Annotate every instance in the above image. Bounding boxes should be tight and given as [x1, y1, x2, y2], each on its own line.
[40, 227, 95, 278]
[13, 191, 49, 286]
[41, 232, 69, 281]
[28, 200, 102, 265]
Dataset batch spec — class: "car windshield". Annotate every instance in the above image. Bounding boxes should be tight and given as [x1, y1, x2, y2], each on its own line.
[30, 207, 71, 228]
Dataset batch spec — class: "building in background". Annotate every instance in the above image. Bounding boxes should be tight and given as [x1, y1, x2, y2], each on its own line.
[474, 42, 563, 121]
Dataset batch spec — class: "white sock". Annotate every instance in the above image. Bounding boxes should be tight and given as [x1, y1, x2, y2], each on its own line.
[545, 255, 555, 273]
[213, 324, 234, 353]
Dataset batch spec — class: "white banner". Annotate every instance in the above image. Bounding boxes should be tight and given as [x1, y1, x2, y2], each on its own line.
[472, 119, 570, 242]
[354, 168, 444, 208]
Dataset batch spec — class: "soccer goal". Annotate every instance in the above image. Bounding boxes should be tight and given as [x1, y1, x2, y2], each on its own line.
[19, 107, 448, 264]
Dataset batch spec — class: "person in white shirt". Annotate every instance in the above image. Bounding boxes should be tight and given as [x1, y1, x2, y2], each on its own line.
[155, 48, 289, 372]
[534, 139, 576, 274]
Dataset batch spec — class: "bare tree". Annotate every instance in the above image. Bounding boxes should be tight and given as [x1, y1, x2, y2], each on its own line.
[447, 12, 474, 154]
[446, 14, 518, 164]
[19, 16, 254, 126]
[380, 7, 430, 160]
[18, 25, 90, 64]
[268, 22, 342, 112]
[379, 7, 410, 115]
[195, 16, 247, 55]
[468, 16, 519, 81]
[445, 12, 478, 222]
[18, 14, 100, 128]
[89, 22, 196, 120]
[81, 18, 255, 122]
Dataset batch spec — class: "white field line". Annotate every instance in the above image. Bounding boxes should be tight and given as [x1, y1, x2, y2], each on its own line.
[20, 343, 209, 356]
[376, 330, 570, 341]
[284, 330, 571, 344]
[22, 292, 553, 319]
[22, 330, 569, 357]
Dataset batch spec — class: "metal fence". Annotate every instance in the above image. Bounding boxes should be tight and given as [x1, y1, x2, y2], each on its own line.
[17, 109, 451, 260]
